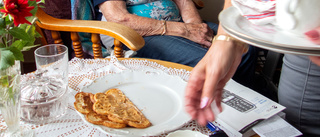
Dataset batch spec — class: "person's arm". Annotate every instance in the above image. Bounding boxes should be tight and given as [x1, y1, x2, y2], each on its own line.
[99, 1, 166, 36]
[172, 0, 214, 46]
[98, 0, 213, 47]
[184, 0, 249, 126]
[173, 0, 202, 23]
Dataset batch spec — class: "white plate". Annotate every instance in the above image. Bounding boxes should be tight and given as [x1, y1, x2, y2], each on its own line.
[219, 6, 320, 56]
[166, 130, 207, 137]
[79, 70, 191, 136]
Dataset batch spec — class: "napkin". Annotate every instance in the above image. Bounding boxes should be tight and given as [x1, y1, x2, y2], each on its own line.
[231, 0, 276, 25]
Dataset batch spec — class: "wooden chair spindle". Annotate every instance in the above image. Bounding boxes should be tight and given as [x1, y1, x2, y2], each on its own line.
[70, 32, 84, 58]
[51, 31, 64, 45]
[91, 33, 103, 59]
[114, 39, 123, 58]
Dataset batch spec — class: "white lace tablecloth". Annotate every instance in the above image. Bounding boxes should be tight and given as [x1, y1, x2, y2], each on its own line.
[0, 57, 213, 137]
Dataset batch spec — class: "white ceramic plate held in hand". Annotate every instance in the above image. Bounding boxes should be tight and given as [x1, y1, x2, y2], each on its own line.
[219, 6, 320, 56]
[79, 70, 191, 136]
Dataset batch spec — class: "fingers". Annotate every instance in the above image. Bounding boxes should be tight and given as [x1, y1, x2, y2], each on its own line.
[203, 41, 213, 48]
[197, 109, 208, 126]
[185, 42, 240, 126]
[309, 56, 320, 66]
[185, 105, 198, 120]
[202, 23, 214, 45]
[200, 51, 227, 109]
[305, 29, 320, 44]
[200, 73, 219, 109]
[197, 100, 218, 126]
[185, 64, 206, 120]
[214, 88, 224, 112]
[305, 28, 320, 66]
[185, 58, 218, 125]
[195, 23, 214, 47]
[197, 107, 215, 126]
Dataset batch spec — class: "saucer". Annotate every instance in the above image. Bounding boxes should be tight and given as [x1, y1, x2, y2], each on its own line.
[219, 6, 320, 56]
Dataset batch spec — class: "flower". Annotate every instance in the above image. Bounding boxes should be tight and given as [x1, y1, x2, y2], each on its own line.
[0, 0, 44, 70]
[1, 0, 35, 26]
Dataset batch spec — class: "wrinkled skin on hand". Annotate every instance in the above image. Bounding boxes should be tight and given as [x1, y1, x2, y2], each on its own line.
[184, 40, 244, 126]
[99, 0, 214, 47]
[183, 23, 214, 48]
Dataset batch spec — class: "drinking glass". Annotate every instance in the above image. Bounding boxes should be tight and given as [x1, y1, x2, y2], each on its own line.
[20, 44, 69, 124]
[34, 44, 68, 82]
[0, 61, 33, 137]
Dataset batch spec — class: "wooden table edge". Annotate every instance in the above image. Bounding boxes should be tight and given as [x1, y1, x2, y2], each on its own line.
[116, 58, 193, 71]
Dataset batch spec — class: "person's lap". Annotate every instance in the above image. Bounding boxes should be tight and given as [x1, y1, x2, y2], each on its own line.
[134, 21, 257, 88]
[279, 54, 320, 136]
[135, 35, 207, 67]
[133, 21, 218, 67]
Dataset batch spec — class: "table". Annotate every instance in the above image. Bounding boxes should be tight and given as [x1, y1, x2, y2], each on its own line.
[0, 57, 216, 137]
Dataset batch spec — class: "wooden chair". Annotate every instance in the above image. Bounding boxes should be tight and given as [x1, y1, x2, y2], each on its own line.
[35, 8, 145, 59]
[35, 7, 194, 70]
[35, 0, 204, 59]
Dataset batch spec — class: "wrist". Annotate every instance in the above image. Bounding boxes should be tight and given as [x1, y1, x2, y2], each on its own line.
[165, 22, 189, 37]
[212, 34, 249, 54]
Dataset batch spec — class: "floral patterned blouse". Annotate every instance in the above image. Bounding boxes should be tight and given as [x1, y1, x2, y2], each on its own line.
[93, 0, 181, 21]
[126, 0, 181, 21]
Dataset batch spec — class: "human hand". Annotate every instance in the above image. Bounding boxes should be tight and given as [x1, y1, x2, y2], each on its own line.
[183, 23, 214, 47]
[184, 40, 245, 126]
[305, 28, 320, 66]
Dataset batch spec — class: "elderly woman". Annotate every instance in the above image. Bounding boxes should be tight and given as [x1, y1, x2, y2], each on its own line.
[94, 0, 214, 66]
[93, 0, 257, 87]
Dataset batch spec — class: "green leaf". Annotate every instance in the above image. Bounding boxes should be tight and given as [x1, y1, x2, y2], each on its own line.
[38, 0, 46, 9]
[0, 29, 6, 35]
[0, 75, 9, 87]
[20, 24, 39, 42]
[4, 15, 12, 25]
[1, 36, 9, 47]
[0, 17, 6, 29]
[35, 32, 42, 38]
[29, 25, 42, 38]
[26, 25, 37, 38]
[10, 40, 27, 50]
[8, 27, 32, 41]
[22, 44, 40, 51]
[8, 87, 14, 102]
[8, 46, 24, 61]
[0, 43, 5, 48]
[18, 24, 27, 30]
[28, 0, 38, 15]
[39, 5, 45, 8]
[0, 50, 15, 70]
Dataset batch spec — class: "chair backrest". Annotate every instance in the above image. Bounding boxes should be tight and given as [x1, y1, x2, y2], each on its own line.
[35, 0, 205, 59]
[36, 7, 144, 59]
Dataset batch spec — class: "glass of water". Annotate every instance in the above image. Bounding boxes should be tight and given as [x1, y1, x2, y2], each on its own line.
[34, 44, 69, 79]
[20, 44, 69, 124]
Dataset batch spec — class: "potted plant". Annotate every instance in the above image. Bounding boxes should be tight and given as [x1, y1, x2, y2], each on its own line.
[0, 0, 44, 136]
